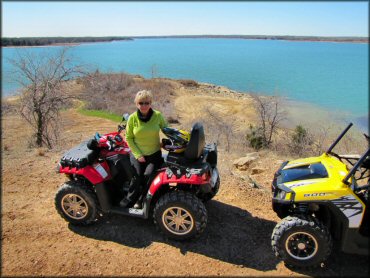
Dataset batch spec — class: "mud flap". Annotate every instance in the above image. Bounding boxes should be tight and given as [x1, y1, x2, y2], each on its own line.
[95, 183, 112, 212]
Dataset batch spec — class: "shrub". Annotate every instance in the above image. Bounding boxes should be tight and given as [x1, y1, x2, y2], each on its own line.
[290, 125, 312, 155]
[179, 79, 199, 87]
[246, 124, 265, 150]
[37, 148, 46, 156]
[292, 125, 308, 145]
[80, 72, 177, 122]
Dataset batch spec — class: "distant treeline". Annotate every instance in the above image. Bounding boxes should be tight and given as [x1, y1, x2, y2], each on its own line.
[133, 35, 369, 43]
[2, 37, 133, 47]
[2, 35, 368, 47]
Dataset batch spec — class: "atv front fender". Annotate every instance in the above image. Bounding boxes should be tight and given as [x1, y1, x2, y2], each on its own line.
[148, 170, 210, 196]
[59, 161, 111, 185]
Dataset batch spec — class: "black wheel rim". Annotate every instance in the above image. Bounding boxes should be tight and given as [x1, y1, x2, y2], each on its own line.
[285, 231, 318, 260]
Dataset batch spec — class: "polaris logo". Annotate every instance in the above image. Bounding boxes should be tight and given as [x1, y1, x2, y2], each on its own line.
[304, 193, 329, 197]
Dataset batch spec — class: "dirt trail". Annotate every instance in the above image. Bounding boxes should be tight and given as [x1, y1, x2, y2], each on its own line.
[1, 96, 369, 276]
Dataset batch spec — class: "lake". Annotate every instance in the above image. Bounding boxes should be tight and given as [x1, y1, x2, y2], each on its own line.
[2, 38, 368, 126]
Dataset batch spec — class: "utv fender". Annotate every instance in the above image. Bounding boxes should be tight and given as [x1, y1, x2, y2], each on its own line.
[318, 200, 368, 255]
[300, 200, 367, 254]
[308, 201, 348, 241]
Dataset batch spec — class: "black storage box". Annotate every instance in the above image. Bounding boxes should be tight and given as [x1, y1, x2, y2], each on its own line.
[60, 141, 98, 168]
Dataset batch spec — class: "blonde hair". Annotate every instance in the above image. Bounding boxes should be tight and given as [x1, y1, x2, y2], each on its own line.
[135, 90, 153, 104]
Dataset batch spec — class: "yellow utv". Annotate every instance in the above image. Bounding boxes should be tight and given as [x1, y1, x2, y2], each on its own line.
[271, 123, 369, 268]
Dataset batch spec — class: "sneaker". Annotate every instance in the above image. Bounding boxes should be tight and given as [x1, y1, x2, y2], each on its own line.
[133, 201, 142, 209]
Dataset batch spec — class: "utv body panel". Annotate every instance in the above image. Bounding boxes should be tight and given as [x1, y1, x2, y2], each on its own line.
[272, 153, 368, 255]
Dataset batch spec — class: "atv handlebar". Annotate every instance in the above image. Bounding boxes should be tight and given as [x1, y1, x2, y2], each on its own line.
[87, 113, 129, 151]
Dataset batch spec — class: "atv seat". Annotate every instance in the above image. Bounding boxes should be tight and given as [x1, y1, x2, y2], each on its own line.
[184, 122, 205, 161]
[164, 123, 217, 171]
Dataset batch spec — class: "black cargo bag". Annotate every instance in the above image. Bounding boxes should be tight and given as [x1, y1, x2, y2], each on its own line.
[60, 140, 99, 168]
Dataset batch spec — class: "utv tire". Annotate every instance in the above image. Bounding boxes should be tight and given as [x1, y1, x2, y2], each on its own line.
[200, 176, 220, 202]
[271, 215, 332, 268]
[153, 191, 207, 240]
[55, 181, 99, 225]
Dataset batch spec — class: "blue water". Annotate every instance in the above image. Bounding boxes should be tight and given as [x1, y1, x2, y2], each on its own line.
[2, 38, 368, 120]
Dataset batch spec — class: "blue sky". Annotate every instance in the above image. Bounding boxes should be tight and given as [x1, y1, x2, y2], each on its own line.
[2, 1, 369, 37]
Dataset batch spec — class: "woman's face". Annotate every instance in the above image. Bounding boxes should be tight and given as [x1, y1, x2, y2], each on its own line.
[136, 99, 151, 114]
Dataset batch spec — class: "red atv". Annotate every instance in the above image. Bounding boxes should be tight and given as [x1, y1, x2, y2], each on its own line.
[55, 114, 220, 240]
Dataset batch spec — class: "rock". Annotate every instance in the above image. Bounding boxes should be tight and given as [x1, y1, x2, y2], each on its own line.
[251, 167, 265, 175]
[233, 155, 258, 170]
[246, 152, 259, 158]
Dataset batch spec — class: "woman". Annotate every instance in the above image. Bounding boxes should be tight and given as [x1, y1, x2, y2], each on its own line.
[120, 90, 168, 208]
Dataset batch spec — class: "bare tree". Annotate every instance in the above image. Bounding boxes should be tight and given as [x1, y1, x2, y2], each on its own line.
[204, 107, 234, 152]
[8, 47, 85, 148]
[82, 71, 134, 112]
[250, 94, 286, 147]
[310, 124, 333, 155]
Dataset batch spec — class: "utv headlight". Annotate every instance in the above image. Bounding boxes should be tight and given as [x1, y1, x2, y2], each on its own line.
[273, 183, 294, 201]
[277, 190, 286, 200]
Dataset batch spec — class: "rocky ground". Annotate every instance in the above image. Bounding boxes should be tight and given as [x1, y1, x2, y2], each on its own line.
[1, 82, 369, 277]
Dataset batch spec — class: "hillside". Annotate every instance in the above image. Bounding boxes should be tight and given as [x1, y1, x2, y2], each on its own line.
[1, 79, 368, 276]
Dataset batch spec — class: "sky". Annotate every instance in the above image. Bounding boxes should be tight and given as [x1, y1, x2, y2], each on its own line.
[2, 1, 369, 37]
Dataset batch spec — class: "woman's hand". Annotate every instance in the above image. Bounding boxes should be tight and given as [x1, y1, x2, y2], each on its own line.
[138, 156, 146, 163]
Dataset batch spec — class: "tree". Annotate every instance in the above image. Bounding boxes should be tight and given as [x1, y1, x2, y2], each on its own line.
[250, 94, 286, 147]
[204, 107, 235, 152]
[8, 47, 85, 148]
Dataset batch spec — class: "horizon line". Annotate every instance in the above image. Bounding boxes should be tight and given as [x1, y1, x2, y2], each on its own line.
[3, 34, 368, 39]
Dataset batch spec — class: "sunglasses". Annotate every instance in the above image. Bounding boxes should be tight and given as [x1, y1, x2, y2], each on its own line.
[138, 102, 151, 105]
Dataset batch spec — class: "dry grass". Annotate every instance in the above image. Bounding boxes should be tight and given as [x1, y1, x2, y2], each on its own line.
[36, 148, 47, 156]
[6, 72, 366, 159]
[80, 72, 178, 120]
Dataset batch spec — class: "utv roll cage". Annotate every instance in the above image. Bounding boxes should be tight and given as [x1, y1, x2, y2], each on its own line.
[325, 122, 370, 187]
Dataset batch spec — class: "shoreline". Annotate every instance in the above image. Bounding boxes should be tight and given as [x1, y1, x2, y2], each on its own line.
[2, 36, 368, 48]
[2, 41, 113, 48]
[280, 98, 368, 133]
[3, 75, 368, 134]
